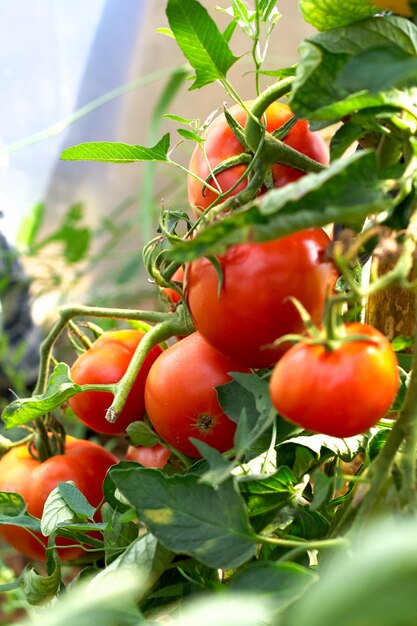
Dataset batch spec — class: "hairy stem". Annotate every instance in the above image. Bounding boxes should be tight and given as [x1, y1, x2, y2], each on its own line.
[34, 305, 173, 396]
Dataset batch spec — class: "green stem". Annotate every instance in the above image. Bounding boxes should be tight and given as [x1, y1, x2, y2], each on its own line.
[255, 533, 348, 551]
[253, 0, 262, 96]
[106, 306, 194, 423]
[243, 78, 326, 175]
[168, 158, 221, 196]
[34, 304, 173, 396]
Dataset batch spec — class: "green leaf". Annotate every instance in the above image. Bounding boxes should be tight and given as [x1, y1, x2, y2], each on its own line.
[166, 0, 238, 89]
[101, 504, 139, 563]
[217, 372, 278, 460]
[0, 490, 26, 516]
[169, 150, 391, 261]
[58, 481, 96, 521]
[156, 27, 175, 38]
[190, 438, 233, 484]
[230, 561, 317, 613]
[367, 428, 390, 462]
[330, 121, 369, 161]
[109, 466, 257, 569]
[60, 134, 170, 163]
[289, 507, 330, 540]
[286, 517, 417, 626]
[279, 433, 366, 465]
[163, 113, 195, 123]
[90, 533, 173, 597]
[126, 421, 162, 447]
[177, 127, 205, 142]
[0, 491, 42, 534]
[338, 44, 417, 93]
[20, 569, 146, 626]
[290, 16, 417, 121]
[300, 0, 377, 31]
[238, 467, 297, 518]
[41, 484, 77, 537]
[309, 469, 333, 511]
[392, 336, 414, 351]
[21, 550, 62, 606]
[2, 363, 82, 429]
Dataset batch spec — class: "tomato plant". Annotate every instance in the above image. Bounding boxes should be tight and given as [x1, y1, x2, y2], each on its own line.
[2, 1, 417, 623]
[68, 329, 163, 435]
[125, 443, 171, 468]
[269, 323, 400, 438]
[144, 332, 250, 457]
[187, 101, 329, 212]
[0, 437, 117, 562]
[185, 227, 338, 368]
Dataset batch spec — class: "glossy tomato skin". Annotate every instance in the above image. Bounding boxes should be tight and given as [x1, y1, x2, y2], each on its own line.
[0, 437, 118, 562]
[185, 228, 338, 368]
[68, 330, 163, 435]
[144, 332, 250, 458]
[269, 323, 400, 438]
[187, 101, 329, 212]
[125, 443, 171, 468]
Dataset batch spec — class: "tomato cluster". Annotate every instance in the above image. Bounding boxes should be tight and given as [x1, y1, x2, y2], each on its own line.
[65, 102, 399, 458]
[78, 101, 396, 459]
[0, 99, 400, 569]
[0, 437, 117, 561]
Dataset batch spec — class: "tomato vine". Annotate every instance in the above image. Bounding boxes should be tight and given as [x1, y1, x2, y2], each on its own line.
[1, 1, 417, 624]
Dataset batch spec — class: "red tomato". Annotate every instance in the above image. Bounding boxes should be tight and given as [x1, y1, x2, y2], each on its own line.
[125, 443, 171, 468]
[144, 332, 250, 458]
[68, 330, 163, 435]
[0, 437, 117, 562]
[185, 228, 338, 368]
[187, 101, 328, 212]
[269, 323, 399, 438]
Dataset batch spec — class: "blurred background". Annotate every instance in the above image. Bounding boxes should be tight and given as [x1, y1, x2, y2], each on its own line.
[0, 0, 314, 310]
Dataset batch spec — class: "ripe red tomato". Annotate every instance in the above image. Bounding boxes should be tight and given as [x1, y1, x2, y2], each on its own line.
[144, 332, 250, 458]
[69, 330, 163, 435]
[185, 228, 338, 368]
[269, 323, 399, 438]
[125, 443, 171, 468]
[187, 101, 329, 212]
[0, 437, 117, 562]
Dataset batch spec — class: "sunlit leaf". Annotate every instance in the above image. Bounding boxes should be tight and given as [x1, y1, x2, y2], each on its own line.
[60, 134, 170, 163]
[166, 0, 238, 89]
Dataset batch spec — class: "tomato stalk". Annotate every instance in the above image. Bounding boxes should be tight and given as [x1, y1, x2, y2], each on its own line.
[192, 120, 269, 217]
[105, 304, 195, 424]
[255, 533, 349, 553]
[244, 78, 327, 175]
[32, 414, 66, 462]
[34, 304, 175, 397]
